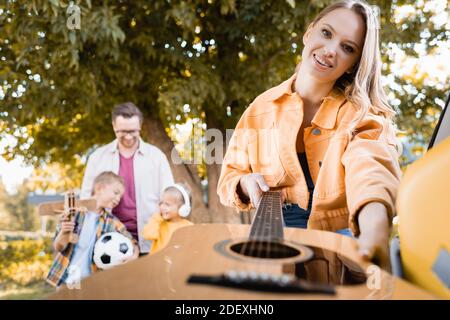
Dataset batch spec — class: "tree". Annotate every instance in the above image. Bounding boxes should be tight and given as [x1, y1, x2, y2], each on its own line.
[2, 182, 38, 231]
[1, 0, 448, 222]
[25, 160, 84, 194]
[0, 180, 13, 230]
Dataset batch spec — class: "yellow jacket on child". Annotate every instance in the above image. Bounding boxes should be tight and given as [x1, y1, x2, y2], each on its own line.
[143, 213, 193, 254]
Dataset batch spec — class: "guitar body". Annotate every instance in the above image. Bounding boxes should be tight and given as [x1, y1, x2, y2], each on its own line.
[49, 223, 434, 299]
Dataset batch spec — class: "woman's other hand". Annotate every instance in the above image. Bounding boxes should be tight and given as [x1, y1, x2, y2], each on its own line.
[357, 202, 391, 272]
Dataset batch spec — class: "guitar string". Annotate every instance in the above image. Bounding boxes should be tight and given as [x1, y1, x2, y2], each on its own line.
[263, 193, 274, 274]
[240, 193, 265, 258]
[256, 193, 269, 259]
[237, 190, 311, 278]
[265, 194, 272, 259]
[239, 195, 259, 257]
[245, 194, 262, 258]
[254, 192, 283, 259]
[239, 191, 287, 276]
[254, 194, 265, 275]
[264, 193, 278, 257]
[254, 192, 269, 258]
[255, 192, 270, 274]
[273, 192, 290, 258]
[255, 194, 264, 258]
[273, 192, 289, 258]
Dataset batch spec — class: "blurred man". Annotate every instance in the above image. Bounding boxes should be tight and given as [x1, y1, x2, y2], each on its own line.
[81, 102, 174, 255]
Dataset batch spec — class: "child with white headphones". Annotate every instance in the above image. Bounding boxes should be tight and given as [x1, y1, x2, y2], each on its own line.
[142, 183, 193, 254]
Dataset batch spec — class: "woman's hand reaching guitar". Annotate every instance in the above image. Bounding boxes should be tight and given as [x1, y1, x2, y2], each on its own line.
[238, 173, 287, 208]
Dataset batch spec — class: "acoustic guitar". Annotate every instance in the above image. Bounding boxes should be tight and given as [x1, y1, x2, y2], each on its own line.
[48, 191, 434, 299]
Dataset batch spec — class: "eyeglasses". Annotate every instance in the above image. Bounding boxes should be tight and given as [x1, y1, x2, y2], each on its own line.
[114, 129, 141, 136]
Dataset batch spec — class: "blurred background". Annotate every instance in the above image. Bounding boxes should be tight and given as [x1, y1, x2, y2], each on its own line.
[0, 0, 449, 299]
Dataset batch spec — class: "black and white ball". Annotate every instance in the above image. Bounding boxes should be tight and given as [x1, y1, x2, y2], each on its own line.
[93, 232, 134, 270]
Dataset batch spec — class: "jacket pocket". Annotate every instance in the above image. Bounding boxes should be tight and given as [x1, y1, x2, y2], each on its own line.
[315, 135, 347, 197]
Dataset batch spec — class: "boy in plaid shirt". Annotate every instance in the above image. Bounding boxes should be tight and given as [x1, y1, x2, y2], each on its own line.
[47, 171, 139, 288]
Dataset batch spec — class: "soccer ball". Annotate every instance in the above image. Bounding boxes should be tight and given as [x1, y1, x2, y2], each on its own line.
[93, 232, 134, 270]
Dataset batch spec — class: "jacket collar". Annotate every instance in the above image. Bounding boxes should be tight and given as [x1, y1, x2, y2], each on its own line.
[265, 73, 297, 102]
[266, 72, 347, 130]
[311, 87, 347, 130]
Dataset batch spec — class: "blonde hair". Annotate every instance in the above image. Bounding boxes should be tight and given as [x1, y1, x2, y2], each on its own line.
[164, 183, 192, 207]
[92, 171, 124, 196]
[307, 0, 397, 137]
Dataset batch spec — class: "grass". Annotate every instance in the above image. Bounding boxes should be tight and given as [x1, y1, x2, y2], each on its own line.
[0, 281, 54, 300]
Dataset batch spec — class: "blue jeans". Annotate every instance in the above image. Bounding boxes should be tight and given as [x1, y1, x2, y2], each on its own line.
[334, 228, 353, 237]
[282, 203, 353, 238]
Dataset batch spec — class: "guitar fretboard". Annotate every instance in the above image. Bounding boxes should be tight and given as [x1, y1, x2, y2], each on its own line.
[248, 191, 284, 241]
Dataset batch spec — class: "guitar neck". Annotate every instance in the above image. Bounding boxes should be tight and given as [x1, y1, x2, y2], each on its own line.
[248, 191, 284, 242]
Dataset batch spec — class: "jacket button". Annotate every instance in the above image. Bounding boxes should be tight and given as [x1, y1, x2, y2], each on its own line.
[312, 128, 321, 135]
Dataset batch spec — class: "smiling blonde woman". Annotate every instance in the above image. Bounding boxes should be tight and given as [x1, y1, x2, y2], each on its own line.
[217, 0, 402, 270]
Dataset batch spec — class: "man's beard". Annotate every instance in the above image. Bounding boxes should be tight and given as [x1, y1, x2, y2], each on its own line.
[120, 137, 138, 148]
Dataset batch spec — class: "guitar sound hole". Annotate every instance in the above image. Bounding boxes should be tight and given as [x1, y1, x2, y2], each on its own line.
[230, 241, 300, 259]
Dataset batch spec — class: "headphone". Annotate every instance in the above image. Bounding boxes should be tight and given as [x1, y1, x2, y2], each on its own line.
[170, 184, 191, 218]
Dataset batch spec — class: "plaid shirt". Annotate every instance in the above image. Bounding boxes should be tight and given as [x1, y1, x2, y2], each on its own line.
[46, 209, 132, 287]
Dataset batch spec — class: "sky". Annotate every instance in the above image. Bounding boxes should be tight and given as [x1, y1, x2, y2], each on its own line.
[0, 134, 34, 194]
[0, 156, 33, 194]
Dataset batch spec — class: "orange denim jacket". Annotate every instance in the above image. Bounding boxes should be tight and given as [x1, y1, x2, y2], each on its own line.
[217, 73, 402, 236]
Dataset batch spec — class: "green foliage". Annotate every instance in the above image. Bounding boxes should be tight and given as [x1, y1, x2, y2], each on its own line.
[0, 184, 39, 231]
[0, 0, 448, 170]
[0, 282, 53, 300]
[0, 181, 11, 229]
[25, 160, 85, 193]
[0, 237, 53, 289]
